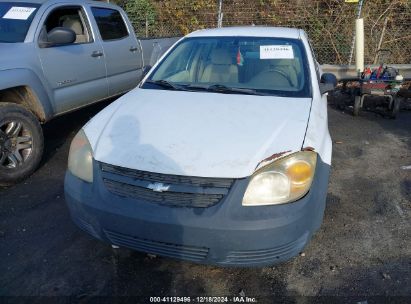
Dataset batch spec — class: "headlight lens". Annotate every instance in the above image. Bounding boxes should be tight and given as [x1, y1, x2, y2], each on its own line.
[242, 151, 317, 206]
[68, 129, 93, 183]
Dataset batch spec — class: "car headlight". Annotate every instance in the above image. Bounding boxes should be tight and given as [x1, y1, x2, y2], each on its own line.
[68, 129, 93, 183]
[242, 151, 317, 206]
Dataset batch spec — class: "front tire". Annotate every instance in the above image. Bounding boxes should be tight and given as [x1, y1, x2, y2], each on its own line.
[0, 103, 44, 184]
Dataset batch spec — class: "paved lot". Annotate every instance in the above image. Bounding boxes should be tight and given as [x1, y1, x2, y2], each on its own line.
[0, 98, 410, 302]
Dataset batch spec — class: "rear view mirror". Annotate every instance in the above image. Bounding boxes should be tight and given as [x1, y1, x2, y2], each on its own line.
[39, 27, 76, 48]
[319, 73, 337, 95]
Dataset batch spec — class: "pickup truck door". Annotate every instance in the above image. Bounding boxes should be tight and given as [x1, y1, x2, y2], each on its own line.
[90, 6, 143, 96]
[36, 4, 108, 114]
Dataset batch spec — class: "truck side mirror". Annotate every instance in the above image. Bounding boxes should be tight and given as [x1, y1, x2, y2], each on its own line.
[39, 27, 76, 48]
[319, 73, 337, 95]
[142, 65, 152, 77]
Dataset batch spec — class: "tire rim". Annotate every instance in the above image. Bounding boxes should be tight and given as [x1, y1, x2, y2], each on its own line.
[0, 120, 33, 169]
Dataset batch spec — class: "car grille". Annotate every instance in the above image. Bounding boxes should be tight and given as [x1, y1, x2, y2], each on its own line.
[100, 162, 235, 208]
[220, 233, 308, 265]
[104, 229, 209, 262]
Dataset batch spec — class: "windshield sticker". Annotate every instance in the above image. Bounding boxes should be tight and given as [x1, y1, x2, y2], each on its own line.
[260, 45, 294, 59]
[3, 7, 36, 20]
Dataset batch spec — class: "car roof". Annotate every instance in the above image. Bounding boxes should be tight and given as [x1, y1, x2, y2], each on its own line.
[5, 0, 48, 4]
[187, 26, 302, 39]
[7, 0, 119, 8]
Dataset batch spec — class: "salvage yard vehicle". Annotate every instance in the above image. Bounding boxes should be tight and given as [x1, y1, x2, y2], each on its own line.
[65, 27, 337, 266]
[0, 0, 154, 183]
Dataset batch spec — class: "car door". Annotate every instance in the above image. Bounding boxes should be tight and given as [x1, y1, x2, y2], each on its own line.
[90, 6, 143, 96]
[36, 4, 108, 114]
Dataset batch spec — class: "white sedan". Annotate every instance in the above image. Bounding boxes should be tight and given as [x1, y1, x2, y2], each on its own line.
[65, 26, 336, 266]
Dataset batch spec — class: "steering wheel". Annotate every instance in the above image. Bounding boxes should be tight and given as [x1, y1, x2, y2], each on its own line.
[267, 69, 294, 87]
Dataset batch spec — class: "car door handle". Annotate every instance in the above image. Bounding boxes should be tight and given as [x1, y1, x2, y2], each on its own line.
[91, 51, 104, 58]
[129, 46, 139, 52]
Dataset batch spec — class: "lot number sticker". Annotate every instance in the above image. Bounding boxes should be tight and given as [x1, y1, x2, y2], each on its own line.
[3, 7, 36, 20]
[260, 45, 294, 59]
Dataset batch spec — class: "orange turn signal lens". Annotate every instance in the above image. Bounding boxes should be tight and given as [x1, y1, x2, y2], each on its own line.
[287, 160, 313, 185]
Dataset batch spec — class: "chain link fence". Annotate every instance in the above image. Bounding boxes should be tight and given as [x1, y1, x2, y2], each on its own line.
[116, 0, 411, 65]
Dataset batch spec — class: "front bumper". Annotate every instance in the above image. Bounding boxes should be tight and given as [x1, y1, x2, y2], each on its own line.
[64, 159, 330, 267]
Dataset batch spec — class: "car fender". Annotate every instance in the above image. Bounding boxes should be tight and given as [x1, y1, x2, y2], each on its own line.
[0, 68, 53, 121]
[299, 30, 332, 166]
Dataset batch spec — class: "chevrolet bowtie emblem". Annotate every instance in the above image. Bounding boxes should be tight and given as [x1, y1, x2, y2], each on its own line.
[147, 182, 170, 192]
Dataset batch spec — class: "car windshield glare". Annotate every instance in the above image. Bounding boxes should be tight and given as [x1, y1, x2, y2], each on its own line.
[145, 36, 311, 97]
[0, 2, 40, 43]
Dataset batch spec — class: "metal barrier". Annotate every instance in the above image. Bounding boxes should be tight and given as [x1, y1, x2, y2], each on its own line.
[321, 64, 411, 81]
[139, 37, 180, 67]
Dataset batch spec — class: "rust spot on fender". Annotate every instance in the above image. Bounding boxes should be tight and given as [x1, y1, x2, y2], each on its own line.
[261, 150, 292, 163]
[255, 150, 292, 171]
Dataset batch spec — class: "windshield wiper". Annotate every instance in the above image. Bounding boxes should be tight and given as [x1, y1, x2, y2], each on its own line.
[145, 79, 188, 91]
[185, 84, 265, 96]
[145, 81, 265, 96]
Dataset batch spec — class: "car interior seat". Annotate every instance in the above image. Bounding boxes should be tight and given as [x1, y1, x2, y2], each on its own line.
[61, 15, 87, 43]
[248, 59, 299, 89]
[200, 48, 238, 83]
[271, 59, 299, 87]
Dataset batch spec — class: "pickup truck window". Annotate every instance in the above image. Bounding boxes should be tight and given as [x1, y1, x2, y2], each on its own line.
[91, 7, 128, 41]
[0, 2, 40, 43]
[41, 6, 92, 44]
[145, 37, 311, 98]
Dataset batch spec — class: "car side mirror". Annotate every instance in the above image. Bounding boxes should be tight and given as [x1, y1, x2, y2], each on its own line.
[39, 27, 76, 48]
[142, 65, 152, 77]
[319, 73, 337, 95]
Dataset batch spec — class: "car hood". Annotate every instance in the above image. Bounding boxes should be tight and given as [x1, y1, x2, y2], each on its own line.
[85, 88, 312, 178]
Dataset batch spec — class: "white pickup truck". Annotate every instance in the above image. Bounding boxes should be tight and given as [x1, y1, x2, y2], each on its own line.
[0, 0, 176, 183]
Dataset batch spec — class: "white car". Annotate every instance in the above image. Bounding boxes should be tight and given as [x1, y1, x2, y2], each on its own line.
[65, 27, 336, 266]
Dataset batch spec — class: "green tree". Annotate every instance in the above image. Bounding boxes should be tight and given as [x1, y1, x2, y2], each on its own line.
[152, 0, 217, 36]
[125, 0, 157, 37]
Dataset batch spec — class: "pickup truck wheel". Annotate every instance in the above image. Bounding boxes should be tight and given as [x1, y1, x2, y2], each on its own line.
[0, 103, 43, 184]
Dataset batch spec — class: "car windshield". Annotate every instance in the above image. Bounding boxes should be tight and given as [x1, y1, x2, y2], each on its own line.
[143, 36, 311, 97]
[0, 2, 40, 43]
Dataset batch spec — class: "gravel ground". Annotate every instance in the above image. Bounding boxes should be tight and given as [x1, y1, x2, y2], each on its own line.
[0, 97, 410, 303]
